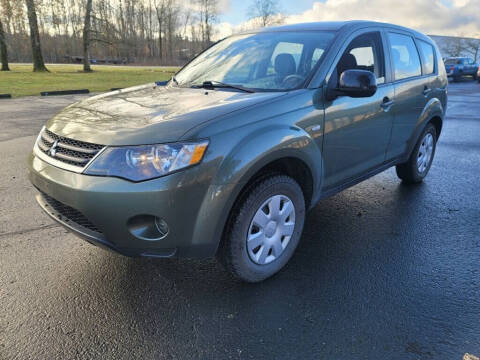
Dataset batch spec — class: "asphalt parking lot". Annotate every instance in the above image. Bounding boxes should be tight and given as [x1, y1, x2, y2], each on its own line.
[1, 81, 479, 360]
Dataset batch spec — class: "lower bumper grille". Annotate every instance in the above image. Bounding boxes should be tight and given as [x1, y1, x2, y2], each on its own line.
[40, 192, 102, 234]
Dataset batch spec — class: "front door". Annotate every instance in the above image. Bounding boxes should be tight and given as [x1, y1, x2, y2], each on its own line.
[322, 31, 394, 189]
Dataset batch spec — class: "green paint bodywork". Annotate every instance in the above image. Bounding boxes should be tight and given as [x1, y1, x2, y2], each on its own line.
[28, 21, 447, 258]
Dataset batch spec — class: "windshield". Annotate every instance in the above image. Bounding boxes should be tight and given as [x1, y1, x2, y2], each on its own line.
[175, 31, 335, 92]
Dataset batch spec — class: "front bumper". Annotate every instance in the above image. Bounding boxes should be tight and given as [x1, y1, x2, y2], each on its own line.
[28, 152, 222, 258]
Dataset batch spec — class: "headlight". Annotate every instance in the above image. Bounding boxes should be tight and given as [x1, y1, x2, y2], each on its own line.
[84, 141, 209, 181]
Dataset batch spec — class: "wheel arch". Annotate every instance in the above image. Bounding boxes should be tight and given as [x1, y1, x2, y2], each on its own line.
[186, 124, 324, 258]
[215, 155, 316, 257]
[404, 98, 444, 161]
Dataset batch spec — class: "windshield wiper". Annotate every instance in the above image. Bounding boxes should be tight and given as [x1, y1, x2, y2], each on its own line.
[192, 80, 255, 93]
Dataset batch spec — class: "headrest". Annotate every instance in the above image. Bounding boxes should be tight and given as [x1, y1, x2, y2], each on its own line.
[337, 53, 358, 74]
[275, 53, 296, 76]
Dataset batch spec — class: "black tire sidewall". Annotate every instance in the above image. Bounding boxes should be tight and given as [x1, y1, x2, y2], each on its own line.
[224, 176, 305, 282]
[410, 123, 437, 181]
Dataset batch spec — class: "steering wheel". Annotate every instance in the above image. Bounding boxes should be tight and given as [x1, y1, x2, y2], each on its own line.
[281, 74, 305, 89]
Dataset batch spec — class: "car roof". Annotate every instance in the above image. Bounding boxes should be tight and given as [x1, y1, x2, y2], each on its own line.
[246, 20, 432, 42]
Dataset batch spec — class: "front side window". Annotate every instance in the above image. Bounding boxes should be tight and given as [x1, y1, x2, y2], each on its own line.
[418, 40, 435, 75]
[388, 33, 422, 80]
[175, 31, 335, 91]
[335, 32, 385, 85]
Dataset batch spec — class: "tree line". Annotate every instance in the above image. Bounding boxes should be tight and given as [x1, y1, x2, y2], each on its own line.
[0, 0, 229, 71]
[0, 0, 284, 72]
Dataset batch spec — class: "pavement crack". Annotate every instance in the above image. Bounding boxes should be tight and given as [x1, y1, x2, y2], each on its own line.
[0, 224, 60, 239]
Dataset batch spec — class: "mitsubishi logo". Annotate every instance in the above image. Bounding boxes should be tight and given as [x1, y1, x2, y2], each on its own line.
[49, 140, 59, 157]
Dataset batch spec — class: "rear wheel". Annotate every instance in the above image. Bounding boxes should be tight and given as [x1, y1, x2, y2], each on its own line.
[396, 123, 437, 183]
[218, 175, 305, 282]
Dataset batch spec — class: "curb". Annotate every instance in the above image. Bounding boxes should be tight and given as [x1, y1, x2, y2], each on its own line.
[41, 89, 90, 96]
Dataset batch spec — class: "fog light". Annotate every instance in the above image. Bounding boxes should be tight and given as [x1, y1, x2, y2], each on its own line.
[155, 217, 169, 238]
[127, 215, 169, 241]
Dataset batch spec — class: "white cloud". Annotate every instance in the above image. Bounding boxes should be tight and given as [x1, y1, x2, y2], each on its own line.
[214, 0, 480, 39]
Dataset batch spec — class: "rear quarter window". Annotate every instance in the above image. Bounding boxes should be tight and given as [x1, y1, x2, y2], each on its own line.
[418, 40, 435, 74]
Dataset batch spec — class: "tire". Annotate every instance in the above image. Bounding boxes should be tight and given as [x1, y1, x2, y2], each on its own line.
[218, 175, 305, 282]
[396, 123, 437, 184]
[453, 75, 460, 82]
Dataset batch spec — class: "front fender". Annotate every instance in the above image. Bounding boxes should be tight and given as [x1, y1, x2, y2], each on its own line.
[184, 124, 323, 258]
[213, 124, 322, 186]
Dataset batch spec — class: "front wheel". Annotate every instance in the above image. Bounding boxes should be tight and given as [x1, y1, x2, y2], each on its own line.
[218, 175, 305, 282]
[396, 123, 437, 183]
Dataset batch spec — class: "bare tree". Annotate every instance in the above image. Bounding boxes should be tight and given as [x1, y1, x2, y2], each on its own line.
[463, 37, 480, 62]
[247, 0, 283, 27]
[155, 0, 167, 60]
[0, 17, 9, 71]
[82, 0, 93, 71]
[25, 0, 48, 71]
[198, 0, 218, 45]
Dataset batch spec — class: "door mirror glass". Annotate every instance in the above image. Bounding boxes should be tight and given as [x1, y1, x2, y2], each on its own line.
[337, 69, 377, 97]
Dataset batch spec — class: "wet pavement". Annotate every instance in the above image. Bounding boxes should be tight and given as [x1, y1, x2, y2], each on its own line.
[1, 81, 479, 359]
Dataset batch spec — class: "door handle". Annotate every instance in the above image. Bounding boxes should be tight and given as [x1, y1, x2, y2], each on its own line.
[380, 97, 394, 110]
[423, 86, 432, 96]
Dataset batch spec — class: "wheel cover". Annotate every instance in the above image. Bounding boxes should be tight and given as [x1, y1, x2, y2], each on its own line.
[417, 133, 434, 174]
[247, 195, 296, 265]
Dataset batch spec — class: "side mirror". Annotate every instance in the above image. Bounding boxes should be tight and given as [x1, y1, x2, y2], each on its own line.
[337, 69, 377, 98]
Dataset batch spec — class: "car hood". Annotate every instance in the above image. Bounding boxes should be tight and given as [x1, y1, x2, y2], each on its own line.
[46, 83, 286, 146]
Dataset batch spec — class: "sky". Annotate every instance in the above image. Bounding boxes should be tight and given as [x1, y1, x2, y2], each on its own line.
[215, 0, 480, 39]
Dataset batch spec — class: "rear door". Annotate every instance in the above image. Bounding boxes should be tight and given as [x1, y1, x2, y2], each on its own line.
[385, 31, 428, 160]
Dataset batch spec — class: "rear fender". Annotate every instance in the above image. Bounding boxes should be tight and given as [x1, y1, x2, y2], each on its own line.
[404, 97, 444, 161]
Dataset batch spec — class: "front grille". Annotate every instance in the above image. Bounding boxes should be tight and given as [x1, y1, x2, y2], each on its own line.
[37, 128, 104, 168]
[40, 192, 102, 234]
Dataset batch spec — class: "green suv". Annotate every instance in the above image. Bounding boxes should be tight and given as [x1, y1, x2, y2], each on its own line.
[29, 21, 447, 282]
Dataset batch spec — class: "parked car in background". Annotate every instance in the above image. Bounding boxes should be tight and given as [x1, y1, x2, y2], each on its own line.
[444, 57, 478, 81]
[477, 64, 480, 83]
[29, 21, 447, 282]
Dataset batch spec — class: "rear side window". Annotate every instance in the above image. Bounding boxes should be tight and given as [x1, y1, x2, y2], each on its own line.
[388, 33, 422, 80]
[418, 40, 435, 74]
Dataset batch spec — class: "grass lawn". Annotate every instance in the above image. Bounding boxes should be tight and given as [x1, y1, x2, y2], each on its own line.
[0, 64, 179, 97]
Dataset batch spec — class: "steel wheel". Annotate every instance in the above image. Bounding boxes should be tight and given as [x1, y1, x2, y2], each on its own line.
[417, 133, 434, 174]
[247, 194, 295, 265]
